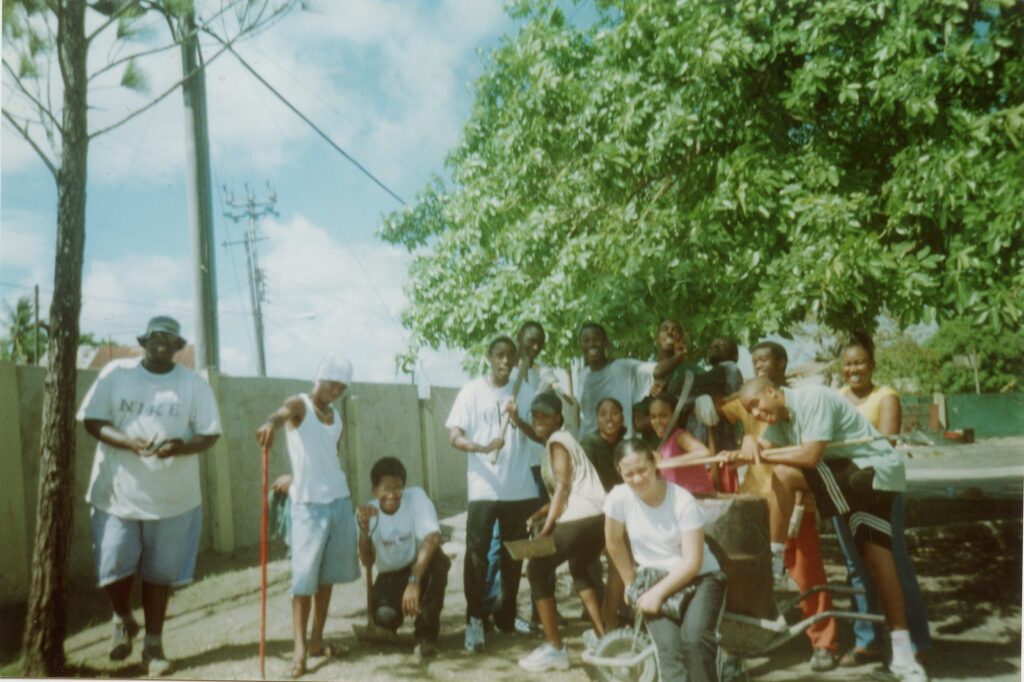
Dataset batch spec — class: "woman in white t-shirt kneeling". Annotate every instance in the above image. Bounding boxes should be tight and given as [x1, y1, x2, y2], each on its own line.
[604, 438, 726, 682]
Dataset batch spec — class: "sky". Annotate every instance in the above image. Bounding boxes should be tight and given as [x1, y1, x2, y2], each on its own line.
[2, 0, 804, 389]
[2, 0, 524, 389]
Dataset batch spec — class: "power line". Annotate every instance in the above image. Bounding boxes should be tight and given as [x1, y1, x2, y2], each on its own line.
[245, 40, 432, 189]
[205, 33, 407, 207]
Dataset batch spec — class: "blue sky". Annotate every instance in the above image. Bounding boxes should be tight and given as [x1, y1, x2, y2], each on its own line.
[2, 0, 805, 387]
[2, 0, 524, 387]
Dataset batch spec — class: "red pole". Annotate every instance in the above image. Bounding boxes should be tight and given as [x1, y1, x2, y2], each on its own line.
[259, 445, 269, 679]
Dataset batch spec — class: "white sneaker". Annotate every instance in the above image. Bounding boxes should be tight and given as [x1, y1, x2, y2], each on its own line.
[518, 642, 570, 672]
[142, 642, 172, 677]
[889, 659, 928, 682]
[464, 617, 485, 653]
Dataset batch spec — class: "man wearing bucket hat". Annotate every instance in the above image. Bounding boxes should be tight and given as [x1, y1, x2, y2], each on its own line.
[256, 355, 361, 678]
[78, 316, 222, 676]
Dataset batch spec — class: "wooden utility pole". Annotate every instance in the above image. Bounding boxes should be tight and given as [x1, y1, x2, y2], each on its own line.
[180, 10, 220, 370]
[223, 183, 277, 376]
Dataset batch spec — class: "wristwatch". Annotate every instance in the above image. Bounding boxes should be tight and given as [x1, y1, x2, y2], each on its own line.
[408, 575, 420, 585]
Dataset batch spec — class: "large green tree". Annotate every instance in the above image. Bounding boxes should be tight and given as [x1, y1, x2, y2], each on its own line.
[381, 0, 1023, 365]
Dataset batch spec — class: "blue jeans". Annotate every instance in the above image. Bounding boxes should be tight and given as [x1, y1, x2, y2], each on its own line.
[833, 494, 931, 653]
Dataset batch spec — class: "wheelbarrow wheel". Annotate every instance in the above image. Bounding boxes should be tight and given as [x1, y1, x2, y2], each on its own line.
[590, 627, 659, 682]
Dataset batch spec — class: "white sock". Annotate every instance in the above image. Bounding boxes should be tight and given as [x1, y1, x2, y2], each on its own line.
[112, 612, 135, 626]
[890, 629, 914, 667]
[771, 542, 785, 575]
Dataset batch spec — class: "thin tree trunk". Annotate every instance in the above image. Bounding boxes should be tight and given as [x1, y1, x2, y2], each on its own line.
[22, 0, 89, 675]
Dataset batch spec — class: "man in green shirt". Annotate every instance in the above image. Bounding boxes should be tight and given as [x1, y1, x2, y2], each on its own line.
[727, 377, 926, 682]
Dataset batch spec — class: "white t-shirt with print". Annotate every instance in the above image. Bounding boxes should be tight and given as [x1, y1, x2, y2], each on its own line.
[78, 358, 222, 520]
[578, 359, 655, 438]
[603, 481, 720, 575]
[446, 376, 538, 502]
[368, 487, 440, 574]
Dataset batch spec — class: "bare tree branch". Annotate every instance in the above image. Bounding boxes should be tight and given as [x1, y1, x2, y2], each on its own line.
[2, 59, 65, 134]
[86, 37, 235, 139]
[1, 110, 59, 178]
[89, 38, 184, 81]
[85, 0, 144, 44]
[88, 1, 298, 140]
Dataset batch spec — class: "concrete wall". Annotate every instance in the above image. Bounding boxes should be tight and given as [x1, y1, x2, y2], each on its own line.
[0, 362, 471, 606]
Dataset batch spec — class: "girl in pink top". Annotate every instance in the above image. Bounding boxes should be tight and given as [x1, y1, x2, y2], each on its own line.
[648, 394, 714, 495]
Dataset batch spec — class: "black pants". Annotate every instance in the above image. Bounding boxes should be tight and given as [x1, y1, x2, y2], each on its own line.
[526, 514, 605, 599]
[645, 572, 725, 682]
[372, 551, 451, 643]
[464, 498, 537, 628]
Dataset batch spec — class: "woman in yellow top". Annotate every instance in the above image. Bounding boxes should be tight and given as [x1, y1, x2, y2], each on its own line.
[835, 332, 931, 667]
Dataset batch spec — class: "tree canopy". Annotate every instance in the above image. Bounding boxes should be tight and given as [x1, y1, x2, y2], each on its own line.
[873, 319, 1024, 394]
[381, 0, 1024, 367]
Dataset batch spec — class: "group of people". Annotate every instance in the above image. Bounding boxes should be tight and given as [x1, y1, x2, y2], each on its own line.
[77, 314, 929, 681]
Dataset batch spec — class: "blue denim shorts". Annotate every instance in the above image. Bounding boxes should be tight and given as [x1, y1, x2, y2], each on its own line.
[90, 505, 202, 588]
[290, 497, 360, 595]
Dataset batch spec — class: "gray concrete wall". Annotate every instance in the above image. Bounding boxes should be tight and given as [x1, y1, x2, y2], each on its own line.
[0, 362, 469, 606]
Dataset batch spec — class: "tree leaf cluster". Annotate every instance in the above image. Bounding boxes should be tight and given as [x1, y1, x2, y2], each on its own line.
[381, 0, 1024, 367]
[873, 318, 1024, 394]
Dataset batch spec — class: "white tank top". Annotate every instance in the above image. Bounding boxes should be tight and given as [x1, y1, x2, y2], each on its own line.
[284, 394, 349, 503]
[541, 429, 607, 522]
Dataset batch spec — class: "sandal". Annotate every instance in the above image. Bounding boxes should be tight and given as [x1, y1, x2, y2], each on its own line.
[838, 648, 885, 667]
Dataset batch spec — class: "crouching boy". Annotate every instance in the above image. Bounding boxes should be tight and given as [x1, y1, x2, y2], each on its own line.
[357, 457, 451, 659]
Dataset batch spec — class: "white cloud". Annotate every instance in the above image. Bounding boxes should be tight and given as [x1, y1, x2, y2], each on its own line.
[3, 0, 512, 188]
[247, 213, 467, 386]
[80, 253, 194, 344]
[0, 209, 54, 289]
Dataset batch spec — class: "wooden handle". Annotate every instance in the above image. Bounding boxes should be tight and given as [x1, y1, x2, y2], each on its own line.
[259, 446, 269, 680]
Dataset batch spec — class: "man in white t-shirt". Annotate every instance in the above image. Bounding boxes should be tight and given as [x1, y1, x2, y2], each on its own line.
[356, 457, 450, 659]
[447, 335, 541, 652]
[256, 356, 360, 678]
[78, 316, 222, 676]
[577, 321, 689, 438]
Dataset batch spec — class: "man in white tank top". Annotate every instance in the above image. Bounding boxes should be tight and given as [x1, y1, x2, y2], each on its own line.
[256, 356, 361, 678]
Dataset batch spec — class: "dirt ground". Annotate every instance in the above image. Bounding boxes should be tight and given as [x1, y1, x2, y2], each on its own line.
[3, 441, 1022, 681]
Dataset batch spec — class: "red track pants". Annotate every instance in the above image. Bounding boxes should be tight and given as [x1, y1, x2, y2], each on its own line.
[784, 508, 837, 651]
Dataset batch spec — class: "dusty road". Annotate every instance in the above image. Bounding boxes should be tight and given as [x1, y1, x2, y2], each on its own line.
[4, 438, 1021, 681]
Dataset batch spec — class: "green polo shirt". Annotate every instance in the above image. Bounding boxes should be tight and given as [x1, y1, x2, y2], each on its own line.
[762, 385, 906, 492]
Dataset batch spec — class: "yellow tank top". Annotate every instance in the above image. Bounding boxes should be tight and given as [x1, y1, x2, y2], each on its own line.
[839, 384, 899, 430]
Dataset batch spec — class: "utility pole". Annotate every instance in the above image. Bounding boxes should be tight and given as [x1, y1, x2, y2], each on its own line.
[223, 183, 277, 377]
[179, 10, 220, 370]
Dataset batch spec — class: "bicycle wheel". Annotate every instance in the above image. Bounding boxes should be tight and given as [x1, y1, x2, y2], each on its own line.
[590, 627, 659, 682]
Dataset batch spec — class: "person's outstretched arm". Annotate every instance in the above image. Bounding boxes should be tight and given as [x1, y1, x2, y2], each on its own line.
[256, 395, 306, 448]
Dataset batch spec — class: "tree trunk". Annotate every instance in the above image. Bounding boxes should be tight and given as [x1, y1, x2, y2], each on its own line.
[21, 0, 89, 675]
